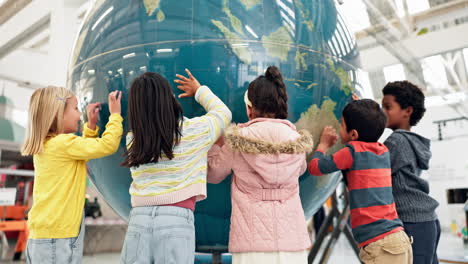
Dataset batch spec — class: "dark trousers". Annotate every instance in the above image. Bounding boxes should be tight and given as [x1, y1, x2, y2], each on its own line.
[403, 219, 441, 264]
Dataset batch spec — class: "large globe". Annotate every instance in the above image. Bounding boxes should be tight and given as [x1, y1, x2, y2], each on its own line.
[68, 0, 365, 252]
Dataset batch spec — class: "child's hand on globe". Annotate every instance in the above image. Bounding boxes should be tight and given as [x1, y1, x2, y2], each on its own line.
[86, 102, 101, 130]
[317, 126, 338, 151]
[108, 90, 122, 115]
[175, 69, 201, 98]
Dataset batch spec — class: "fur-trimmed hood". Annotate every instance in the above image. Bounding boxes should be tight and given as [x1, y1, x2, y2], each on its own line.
[222, 118, 313, 181]
[224, 122, 314, 155]
[224, 121, 313, 154]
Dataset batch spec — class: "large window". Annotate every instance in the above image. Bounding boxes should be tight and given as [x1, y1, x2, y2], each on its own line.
[463, 48, 468, 75]
[356, 69, 374, 99]
[394, 0, 430, 16]
[383, 64, 406, 83]
[421, 55, 450, 91]
[337, 0, 371, 33]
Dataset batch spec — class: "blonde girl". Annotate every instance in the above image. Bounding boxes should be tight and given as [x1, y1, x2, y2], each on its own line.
[22, 86, 123, 264]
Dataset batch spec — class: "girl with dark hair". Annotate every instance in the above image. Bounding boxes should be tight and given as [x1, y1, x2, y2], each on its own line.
[120, 70, 231, 264]
[207, 66, 314, 264]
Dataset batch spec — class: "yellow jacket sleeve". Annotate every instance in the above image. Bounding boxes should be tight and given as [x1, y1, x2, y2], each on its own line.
[50, 113, 123, 160]
[83, 122, 99, 138]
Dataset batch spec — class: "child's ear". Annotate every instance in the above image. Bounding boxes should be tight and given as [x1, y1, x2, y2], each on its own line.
[351, 129, 359, 141]
[246, 105, 254, 120]
[404, 106, 413, 117]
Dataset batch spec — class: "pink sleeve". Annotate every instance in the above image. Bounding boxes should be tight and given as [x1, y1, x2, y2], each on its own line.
[207, 143, 234, 184]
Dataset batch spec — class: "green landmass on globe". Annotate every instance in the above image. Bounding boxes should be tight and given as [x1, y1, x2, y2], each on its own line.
[261, 26, 293, 61]
[295, 99, 342, 154]
[240, 0, 261, 9]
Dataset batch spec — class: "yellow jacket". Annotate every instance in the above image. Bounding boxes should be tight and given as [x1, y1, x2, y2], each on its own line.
[28, 113, 123, 239]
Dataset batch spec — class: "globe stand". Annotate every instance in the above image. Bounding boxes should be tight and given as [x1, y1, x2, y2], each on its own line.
[212, 252, 222, 264]
[308, 186, 362, 264]
[196, 245, 228, 264]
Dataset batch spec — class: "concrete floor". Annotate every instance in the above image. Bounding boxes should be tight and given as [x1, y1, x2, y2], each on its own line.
[2, 232, 466, 263]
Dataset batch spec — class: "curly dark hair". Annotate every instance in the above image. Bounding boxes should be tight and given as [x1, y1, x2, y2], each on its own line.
[382, 81, 426, 126]
[342, 99, 387, 142]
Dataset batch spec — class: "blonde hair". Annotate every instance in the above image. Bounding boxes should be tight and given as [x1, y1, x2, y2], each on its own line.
[21, 86, 75, 156]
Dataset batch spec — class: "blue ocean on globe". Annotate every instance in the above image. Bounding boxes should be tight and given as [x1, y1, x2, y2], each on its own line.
[68, 0, 366, 252]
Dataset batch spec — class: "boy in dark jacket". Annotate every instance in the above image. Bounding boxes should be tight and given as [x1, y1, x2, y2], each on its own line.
[382, 81, 440, 264]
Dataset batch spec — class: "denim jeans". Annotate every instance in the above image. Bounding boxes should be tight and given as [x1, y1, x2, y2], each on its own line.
[26, 216, 85, 264]
[120, 206, 195, 264]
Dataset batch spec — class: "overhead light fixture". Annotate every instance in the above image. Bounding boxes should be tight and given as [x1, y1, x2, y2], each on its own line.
[245, 25, 259, 39]
[157, 48, 173, 53]
[91, 6, 114, 31]
[123, 52, 136, 59]
[276, 0, 295, 18]
[232, 43, 248, 47]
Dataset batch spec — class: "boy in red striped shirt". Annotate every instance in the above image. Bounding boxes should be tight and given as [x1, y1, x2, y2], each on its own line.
[309, 99, 412, 264]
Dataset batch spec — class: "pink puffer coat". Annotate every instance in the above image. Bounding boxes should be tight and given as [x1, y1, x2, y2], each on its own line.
[207, 118, 314, 253]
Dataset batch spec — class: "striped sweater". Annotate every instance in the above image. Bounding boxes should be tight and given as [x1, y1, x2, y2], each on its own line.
[127, 85, 232, 207]
[308, 141, 403, 247]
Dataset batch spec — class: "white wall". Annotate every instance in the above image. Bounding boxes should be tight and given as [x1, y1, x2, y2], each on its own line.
[413, 104, 468, 231]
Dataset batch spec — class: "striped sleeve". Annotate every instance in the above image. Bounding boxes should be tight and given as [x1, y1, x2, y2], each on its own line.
[194, 85, 232, 141]
[308, 147, 354, 176]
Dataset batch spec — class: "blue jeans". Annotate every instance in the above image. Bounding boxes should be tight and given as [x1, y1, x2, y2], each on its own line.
[403, 219, 441, 264]
[121, 206, 195, 264]
[26, 216, 85, 264]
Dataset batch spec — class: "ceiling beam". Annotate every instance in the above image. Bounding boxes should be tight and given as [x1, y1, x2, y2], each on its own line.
[0, 0, 31, 26]
[0, 0, 51, 60]
[0, 15, 49, 60]
[0, 73, 43, 90]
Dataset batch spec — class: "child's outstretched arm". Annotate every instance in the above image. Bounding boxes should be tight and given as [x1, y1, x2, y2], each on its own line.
[82, 102, 101, 138]
[175, 69, 232, 141]
[207, 137, 233, 184]
[308, 126, 353, 176]
[57, 91, 123, 160]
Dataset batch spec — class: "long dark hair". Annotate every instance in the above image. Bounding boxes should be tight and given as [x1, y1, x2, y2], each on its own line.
[248, 66, 288, 119]
[121, 72, 183, 168]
